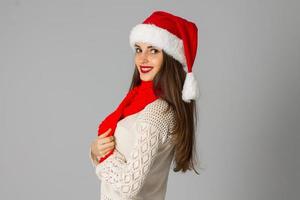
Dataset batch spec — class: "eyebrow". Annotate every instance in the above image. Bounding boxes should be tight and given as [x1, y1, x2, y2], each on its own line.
[134, 44, 157, 49]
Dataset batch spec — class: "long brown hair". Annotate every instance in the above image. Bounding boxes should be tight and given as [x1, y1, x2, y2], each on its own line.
[128, 50, 201, 174]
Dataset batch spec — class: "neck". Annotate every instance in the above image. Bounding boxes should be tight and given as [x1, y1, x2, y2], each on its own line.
[140, 79, 154, 88]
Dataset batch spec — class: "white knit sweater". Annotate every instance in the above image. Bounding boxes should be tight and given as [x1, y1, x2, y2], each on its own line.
[89, 98, 177, 200]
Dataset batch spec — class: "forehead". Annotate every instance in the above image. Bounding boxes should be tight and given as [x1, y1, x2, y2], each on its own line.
[134, 42, 161, 49]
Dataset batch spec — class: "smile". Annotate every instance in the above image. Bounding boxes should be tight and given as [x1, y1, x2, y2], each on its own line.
[140, 66, 153, 73]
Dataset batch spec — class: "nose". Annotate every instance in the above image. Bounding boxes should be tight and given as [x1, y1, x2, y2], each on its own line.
[140, 51, 149, 63]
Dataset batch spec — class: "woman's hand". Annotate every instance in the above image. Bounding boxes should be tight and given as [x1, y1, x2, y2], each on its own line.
[91, 128, 115, 158]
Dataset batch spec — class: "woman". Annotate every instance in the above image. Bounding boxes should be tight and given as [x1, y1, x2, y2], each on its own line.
[90, 10, 200, 200]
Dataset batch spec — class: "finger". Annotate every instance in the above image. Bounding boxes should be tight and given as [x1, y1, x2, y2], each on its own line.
[98, 128, 112, 138]
[97, 145, 114, 157]
[101, 147, 114, 156]
[98, 141, 115, 150]
[102, 143, 115, 152]
[99, 136, 114, 144]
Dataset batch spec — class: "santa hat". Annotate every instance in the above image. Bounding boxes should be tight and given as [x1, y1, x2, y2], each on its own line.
[129, 10, 200, 103]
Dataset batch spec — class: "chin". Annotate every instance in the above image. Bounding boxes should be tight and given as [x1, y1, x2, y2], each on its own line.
[140, 76, 153, 81]
[140, 77, 150, 81]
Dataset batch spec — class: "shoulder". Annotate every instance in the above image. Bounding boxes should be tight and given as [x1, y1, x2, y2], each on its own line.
[136, 98, 176, 141]
[141, 98, 175, 123]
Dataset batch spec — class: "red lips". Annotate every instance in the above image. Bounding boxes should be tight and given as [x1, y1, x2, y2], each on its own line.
[140, 65, 153, 73]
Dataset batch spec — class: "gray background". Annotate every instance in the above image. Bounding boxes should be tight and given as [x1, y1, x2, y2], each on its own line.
[0, 0, 299, 200]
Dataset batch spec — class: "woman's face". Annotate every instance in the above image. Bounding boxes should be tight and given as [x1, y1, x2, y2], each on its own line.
[134, 42, 163, 81]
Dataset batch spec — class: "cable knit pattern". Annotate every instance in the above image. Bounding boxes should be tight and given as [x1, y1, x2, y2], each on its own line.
[102, 194, 113, 200]
[135, 98, 176, 144]
[91, 98, 176, 200]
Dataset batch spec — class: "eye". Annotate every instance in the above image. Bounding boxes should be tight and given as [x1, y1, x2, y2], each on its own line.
[135, 48, 141, 53]
[151, 49, 159, 54]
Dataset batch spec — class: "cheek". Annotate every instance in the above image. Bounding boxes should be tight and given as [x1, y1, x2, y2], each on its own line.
[134, 55, 138, 65]
[153, 55, 163, 70]
[151, 64, 162, 75]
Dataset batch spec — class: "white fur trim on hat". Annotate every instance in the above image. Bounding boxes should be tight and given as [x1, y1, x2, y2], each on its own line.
[182, 72, 199, 103]
[129, 23, 188, 73]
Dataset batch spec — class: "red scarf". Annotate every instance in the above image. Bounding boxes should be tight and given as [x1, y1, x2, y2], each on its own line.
[97, 80, 160, 163]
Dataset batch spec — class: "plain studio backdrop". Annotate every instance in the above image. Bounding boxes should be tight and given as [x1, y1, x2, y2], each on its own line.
[0, 0, 299, 200]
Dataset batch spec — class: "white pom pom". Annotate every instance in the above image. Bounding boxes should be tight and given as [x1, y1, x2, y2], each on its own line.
[182, 72, 199, 103]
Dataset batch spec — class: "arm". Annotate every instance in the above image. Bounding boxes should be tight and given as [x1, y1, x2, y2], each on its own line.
[89, 146, 126, 168]
[89, 146, 100, 168]
[95, 121, 162, 199]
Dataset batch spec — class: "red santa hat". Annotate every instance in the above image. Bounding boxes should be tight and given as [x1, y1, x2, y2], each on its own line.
[129, 10, 200, 103]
